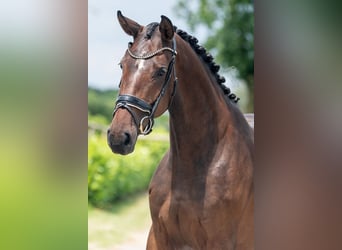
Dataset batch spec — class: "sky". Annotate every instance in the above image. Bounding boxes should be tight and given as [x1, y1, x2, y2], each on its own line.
[88, 0, 195, 90]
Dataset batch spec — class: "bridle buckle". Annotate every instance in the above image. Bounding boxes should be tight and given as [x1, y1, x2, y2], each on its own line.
[140, 116, 154, 135]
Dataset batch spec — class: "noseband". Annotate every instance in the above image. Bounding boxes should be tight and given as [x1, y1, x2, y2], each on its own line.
[113, 38, 177, 135]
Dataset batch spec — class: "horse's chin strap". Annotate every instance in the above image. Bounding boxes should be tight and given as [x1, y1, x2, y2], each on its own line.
[113, 38, 177, 135]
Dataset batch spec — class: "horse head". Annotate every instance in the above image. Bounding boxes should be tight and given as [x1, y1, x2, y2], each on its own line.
[107, 11, 177, 155]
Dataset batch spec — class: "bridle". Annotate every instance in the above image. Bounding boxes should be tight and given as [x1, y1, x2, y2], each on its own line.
[113, 38, 177, 135]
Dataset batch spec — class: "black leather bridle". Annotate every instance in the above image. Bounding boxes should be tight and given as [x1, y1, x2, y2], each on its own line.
[113, 38, 177, 135]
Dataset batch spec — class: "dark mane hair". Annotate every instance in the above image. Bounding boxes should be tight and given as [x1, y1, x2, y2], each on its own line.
[144, 22, 239, 103]
[174, 27, 240, 103]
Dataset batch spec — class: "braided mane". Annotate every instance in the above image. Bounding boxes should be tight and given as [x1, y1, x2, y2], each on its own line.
[143, 22, 239, 103]
[174, 27, 240, 103]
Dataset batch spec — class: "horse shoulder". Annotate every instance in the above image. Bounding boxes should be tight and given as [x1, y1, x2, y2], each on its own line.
[149, 150, 172, 217]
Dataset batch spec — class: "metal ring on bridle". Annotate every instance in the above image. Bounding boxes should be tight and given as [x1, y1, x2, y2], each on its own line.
[140, 116, 154, 135]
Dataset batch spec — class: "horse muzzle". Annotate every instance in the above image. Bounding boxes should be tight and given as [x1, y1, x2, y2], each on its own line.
[107, 130, 135, 155]
[107, 109, 138, 155]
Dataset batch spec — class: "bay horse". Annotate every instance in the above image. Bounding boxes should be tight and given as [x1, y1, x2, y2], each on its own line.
[107, 11, 254, 250]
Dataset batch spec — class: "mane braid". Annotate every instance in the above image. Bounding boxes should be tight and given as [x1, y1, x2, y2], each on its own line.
[175, 27, 240, 103]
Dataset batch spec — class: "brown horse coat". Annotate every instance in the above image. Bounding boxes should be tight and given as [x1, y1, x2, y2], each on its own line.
[108, 11, 254, 250]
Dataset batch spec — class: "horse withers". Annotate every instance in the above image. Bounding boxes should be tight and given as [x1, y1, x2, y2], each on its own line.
[107, 11, 254, 250]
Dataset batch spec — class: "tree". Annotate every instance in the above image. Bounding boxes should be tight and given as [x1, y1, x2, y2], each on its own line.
[175, 0, 254, 111]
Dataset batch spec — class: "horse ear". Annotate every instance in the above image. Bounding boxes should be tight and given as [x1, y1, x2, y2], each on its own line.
[117, 10, 142, 38]
[159, 15, 174, 41]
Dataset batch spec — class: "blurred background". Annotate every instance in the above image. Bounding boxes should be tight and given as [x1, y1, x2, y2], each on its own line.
[2, 0, 341, 249]
[88, 0, 254, 249]
[0, 0, 87, 249]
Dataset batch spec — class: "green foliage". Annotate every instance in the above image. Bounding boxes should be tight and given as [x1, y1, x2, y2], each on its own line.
[175, 0, 254, 111]
[88, 87, 118, 124]
[88, 133, 169, 208]
[88, 112, 109, 126]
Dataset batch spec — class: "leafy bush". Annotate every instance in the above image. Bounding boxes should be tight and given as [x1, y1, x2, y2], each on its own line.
[88, 112, 108, 126]
[88, 88, 118, 124]
[88, 133, 169, 208]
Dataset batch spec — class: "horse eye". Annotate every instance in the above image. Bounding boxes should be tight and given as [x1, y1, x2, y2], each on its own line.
[156, 67, 167, 77]
[118, 63, 123, 69]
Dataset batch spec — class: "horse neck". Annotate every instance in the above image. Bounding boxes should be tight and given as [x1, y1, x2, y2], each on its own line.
[168, 36, 236, 163]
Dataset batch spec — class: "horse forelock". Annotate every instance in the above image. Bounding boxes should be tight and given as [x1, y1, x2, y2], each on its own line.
[145, 22, 159, 40]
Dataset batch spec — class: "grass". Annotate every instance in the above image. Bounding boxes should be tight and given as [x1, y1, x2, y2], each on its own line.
[88, 192, 151, 249]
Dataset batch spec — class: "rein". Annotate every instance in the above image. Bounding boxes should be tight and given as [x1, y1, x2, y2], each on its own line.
[113, 38, 177, 135]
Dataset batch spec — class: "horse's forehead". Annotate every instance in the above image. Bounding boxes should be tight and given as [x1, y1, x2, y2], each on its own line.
[137, 32, 161, 47]
[131, 24, 161, 47]
[145, 22, 160, 39]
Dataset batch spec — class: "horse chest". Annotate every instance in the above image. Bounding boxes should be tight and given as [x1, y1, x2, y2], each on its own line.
[156, 194, 208, 247]
[149, 155, 245, 248]
[150, 173, 213, 227]
[150, 182, 231, 248]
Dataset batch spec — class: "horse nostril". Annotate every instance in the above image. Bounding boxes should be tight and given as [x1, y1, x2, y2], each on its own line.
[124, 132, 131, 146]
[107, 129, 110, 135]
